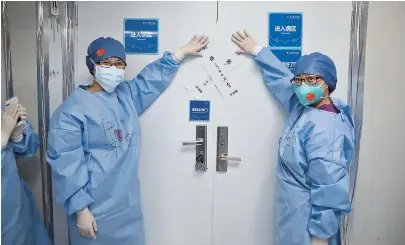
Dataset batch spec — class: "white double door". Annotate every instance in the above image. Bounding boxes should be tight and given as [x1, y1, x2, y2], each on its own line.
[72, 1, 352, 245]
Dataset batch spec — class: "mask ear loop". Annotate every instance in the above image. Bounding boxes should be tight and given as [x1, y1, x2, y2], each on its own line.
[318, 81, 330, 99]
[90, 57, 96, 65]
[86, 57, 98, 86]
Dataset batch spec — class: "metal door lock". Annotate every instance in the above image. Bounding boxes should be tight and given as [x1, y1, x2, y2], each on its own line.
[182, 125, 207, 172]
[216, 126, 241, 173]
[195, 150, 206, 172]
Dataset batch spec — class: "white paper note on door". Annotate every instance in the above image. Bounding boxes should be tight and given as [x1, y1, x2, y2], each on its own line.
[201, 55, 240, 99]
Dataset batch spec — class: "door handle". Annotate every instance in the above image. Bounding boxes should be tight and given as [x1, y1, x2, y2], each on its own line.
[216, 126, 242, 172]
[182, 139, 203, 145]
[220, 153, 241, 162]
[182, 125, 207, 172]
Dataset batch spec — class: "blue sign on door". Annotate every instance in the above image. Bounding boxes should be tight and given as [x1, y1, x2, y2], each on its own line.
[269, 13, 303, 48]
[271, 49, 302, 72]
[189, 100, 210, 121]
[124, 18, 159, 54]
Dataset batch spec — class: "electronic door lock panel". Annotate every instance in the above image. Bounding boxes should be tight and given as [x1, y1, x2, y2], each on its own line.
[182, 124, 207, 172]
[216, 126, 241, 173]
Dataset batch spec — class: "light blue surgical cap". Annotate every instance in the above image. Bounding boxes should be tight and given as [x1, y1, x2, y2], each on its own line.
[294, 52, 338, 93]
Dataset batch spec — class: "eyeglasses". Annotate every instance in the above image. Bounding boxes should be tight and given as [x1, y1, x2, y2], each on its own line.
[98, 59, 126, 69]
[290, 75, 322, 86]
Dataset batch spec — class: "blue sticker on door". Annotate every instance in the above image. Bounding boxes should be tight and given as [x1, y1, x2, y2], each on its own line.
[189, 100, 210, 121]
[271, 49, 302, 72]
[124, 18, 159, 54]
[269, 13, 302, 48]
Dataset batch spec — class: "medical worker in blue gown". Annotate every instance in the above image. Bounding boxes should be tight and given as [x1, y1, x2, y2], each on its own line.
[1, 97, 51, 245]
[232, 31, 355, 245]
[46, 35, 208, 245]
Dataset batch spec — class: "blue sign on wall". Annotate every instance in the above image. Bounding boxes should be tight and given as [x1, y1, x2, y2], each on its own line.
[124, 18, 159, 54]
[189, 100, 210, 121]
[271, 49, 302, 72]
[269, 13, 303, 48]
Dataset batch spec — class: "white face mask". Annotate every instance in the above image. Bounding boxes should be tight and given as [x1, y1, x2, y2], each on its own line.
[94, 65, 125, 93]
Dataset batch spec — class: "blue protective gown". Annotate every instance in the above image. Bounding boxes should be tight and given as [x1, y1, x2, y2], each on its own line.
[1, 120, 51, 245]
[255, 48, 355, 245]
[46, 51, 179, 245]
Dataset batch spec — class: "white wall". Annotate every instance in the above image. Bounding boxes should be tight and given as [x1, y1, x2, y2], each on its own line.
[349, 2, 405, 245]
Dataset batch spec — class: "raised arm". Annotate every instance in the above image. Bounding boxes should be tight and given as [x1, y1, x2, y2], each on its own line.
[127, 35, 209, 115]
[9, 120, 39, 159]
[231, 30, 300, 114]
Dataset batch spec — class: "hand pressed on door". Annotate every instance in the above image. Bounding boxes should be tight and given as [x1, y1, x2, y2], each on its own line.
[231, 30, 263, 56]
[172, 35, 209, 63]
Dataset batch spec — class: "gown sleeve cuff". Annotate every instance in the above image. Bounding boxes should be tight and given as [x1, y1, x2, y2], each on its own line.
[66, 189, 95, 215]
[253, 45, 264, 56]
[172, 49, 185, 64]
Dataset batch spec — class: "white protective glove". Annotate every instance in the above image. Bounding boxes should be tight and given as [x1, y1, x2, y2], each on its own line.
[1, 102, 20, 149]
[312, 236, 328, 245]
[231, 30, 263, 56]
[5, 96, 18, 106]
[5, 97, 27, 121]
[76, 207, 98, 240]
[9, 101, 28, 143]
[16, 102, 28, 121]
[172, 35, 209, 63]
[10, 120, 26, 143]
